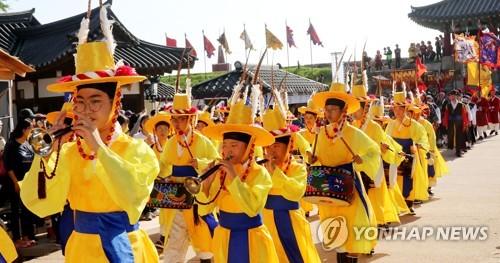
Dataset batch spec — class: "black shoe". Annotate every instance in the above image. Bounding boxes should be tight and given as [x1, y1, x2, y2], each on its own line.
[490, 130, 495, 135]
[408, 207, 416, 215]
[200, 259, 212, 263]
[496, 131, 499, 136]
[484, 132, 488, 138]
[305, 212, 310, 217]
[478, 136, 484, 141]
[428, 188, 434, 196]
[455, 153, 462, 157]
[414, 200, 423, 204]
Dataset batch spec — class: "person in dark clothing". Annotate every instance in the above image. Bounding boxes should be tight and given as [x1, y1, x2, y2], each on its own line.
[3, 119, 38, 248]
[394, 44, 401, 69]
[435, 36, 442, 61]
[442, 90, 469, 157]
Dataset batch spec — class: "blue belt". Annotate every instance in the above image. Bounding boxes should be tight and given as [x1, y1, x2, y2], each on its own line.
[265, 195, 304, 263]
[74, 210, 138, 263]
[265, 195, 300, 210]
[59, 204, 74, 255]
[394, 138, 413, 154]
[219, 211, 263, 263]
[0, 253, 6, 263]
[448, 116, 462, 121]
[171, 165, 198, 178]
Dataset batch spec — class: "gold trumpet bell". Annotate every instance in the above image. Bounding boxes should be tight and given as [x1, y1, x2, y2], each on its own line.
[184, 177, 202, 195]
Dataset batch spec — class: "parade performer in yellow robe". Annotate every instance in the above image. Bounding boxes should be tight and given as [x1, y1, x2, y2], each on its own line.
[21, 7, 159, 261]
[369, 104, 410, 216]
[196, 109, 221, 151]
[297, 96, 325, 216]
[0, 227, 17, 263]
[407, 97, 449, 195]
[197, 95, 279, 263]
[144, 112, 171, 251]
[160, 91, 219, 263]
[385, 90, 429, 214]
[350, 84, 400, 226]
[310, 83, 380, 262]
[261, 102, 321, 263]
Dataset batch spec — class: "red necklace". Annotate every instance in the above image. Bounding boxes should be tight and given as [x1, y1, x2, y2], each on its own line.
[74, 86, 122, 160]
[177, 129, 194, 149]
[324, 114, 346, 140]
[221, 143, 255, 190]
[153, 132, 164, 153]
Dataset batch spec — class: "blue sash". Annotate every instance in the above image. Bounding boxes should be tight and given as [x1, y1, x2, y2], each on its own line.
[59, 204, 75, 255]
[394, 138, 414, 198]
[219, 211, 263, 263]
[265, 195, 303, 263]
[171, 165, 198, 178]
[201, 214, 218, 237]
[0, 253, 6, 263]
[74, 210, 138, 263]
[426, 153, 435, 178]
[336, 163, 371, 220]
[448, 115, 462, 121]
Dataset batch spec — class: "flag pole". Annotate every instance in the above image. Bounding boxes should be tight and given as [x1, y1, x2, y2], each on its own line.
[477, 20, 482, 97]
[286, 19, 290, 70]
[309, 19, 313, 73]
[243, 24, 248, 62]
[223, 27, 228, 65]
[265, 24, 269, 65]
[203, 30, 207, 80]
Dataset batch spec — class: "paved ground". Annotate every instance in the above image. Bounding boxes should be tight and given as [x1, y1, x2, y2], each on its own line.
[18, 134, 500, 262]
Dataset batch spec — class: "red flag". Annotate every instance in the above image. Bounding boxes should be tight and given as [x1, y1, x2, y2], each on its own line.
[185, 36, 197, 57]
[286, 25, 296, 48]
[203, 35, 216, 58]
[307, 22, 323, 47]
[166, 37, 177, 47]
[416, 57, 427, 78]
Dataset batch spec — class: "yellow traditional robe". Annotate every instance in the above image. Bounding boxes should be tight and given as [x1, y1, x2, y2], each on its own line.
[21, 131, 160, 263]
[159, 130, 219, 254]
[385, 116, 429, 202]
[0, 227, 17, 263]
[313, 123, 380, 254]
[352, 117, 400, 225]
[384, 135, 411, 215]
[418, 117, 449, 181]
[298, 129, 316, 213]
[263, 161, 321, 263]
[197, 161, 279, 263]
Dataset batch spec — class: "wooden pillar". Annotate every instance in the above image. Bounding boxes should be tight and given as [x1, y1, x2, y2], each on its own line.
[443, 28, 452, 56]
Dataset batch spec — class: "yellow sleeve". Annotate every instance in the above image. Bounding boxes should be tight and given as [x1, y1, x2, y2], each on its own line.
[369, 121, 396, 164]
[96, 139, 159, 224]
[196, 171, 222, 216]
[159, 137, 175, 178]
[386, 135, 405, 165]
[422, 119, 437, 150]
[226, 165, 272, 217]
[271, 162, 307, 202]
[194, 133, 221, 174]
[411, 120, 430, 152]
[350, 127, 381, 179]
[20, 146, 71, 218]
[294, 132, 312, 156]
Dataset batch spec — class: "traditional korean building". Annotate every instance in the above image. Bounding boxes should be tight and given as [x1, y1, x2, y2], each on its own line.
[192, 62, 328, 112]
[0, 0, 194, 123]
[408, 0, 500, 57]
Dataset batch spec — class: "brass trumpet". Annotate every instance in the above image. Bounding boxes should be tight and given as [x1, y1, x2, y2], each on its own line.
[27, 125, 73, 157]
[184, 157, 269, 195]
[184, 156, 233, 195]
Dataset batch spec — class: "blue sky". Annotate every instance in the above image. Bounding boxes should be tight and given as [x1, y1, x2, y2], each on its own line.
[8, 0, 441, 74]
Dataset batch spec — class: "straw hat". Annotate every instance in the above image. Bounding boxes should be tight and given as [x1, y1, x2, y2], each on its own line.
[47, 42, 145, 92]
[144, 112, 171, 134]
[312, 83, 360, 114]
[351, 85, 378, 102]
[197, 111, 215, 126]
[203, 101, 274, 146]
[297, 99, 324, 117]
[262, 107, 300, 138]
[46, 102, 75, 124]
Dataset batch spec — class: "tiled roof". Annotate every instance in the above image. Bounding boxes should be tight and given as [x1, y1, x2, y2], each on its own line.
[192, 64, 328, 100]
[0, 8, 40, 52]
[156, 82, 175, 101]
[2, 1, 193, 74]
[408, 0, 500, 31]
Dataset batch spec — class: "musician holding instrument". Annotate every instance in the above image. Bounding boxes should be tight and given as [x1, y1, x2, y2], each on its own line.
[21, 6, 160, 262]
[160, 92, 219, 263]
[310, 83, 380, 263]
[368, 102, 411, 216]
[143, 112, 172, 250]
[297, 97, 324, 216]
[350, 83, 401, 227]
[384, 90, 429, 215]
[197, 99, 279, 263]
[261, 106, 321, 263]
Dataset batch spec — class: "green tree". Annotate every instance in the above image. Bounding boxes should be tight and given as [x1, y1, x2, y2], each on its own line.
[0, 1, 9, 12]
